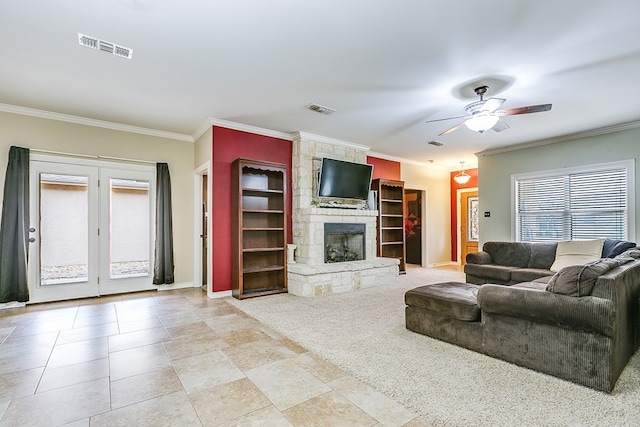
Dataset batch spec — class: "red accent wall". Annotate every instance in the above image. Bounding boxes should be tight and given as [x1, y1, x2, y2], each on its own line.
[212, 127, 292, 293]
[450, 168, 478, 262]
[367, 156, 401, 180]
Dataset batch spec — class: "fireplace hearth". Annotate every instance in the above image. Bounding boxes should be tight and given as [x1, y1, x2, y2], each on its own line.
[324, 223, 366, 263]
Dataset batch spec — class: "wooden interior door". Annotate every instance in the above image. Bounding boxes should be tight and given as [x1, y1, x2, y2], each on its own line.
[460, 191, 479, 265]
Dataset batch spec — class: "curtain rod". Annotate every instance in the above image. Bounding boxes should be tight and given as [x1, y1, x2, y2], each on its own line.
[29, 148, 156, 165]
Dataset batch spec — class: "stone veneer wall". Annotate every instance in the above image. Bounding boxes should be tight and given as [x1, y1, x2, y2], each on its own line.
[288, 132, 398, 297]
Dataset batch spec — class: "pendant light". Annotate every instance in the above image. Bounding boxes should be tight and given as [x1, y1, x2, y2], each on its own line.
[453, 162, 471, 185]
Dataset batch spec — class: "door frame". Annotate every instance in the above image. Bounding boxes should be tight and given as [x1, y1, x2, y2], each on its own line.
[194, 161, 214, 298]
[28, 153, 157, 303]
[404, 186, 428, 267]
[28, 160, 100, 303]
[456, 187, 479, 265]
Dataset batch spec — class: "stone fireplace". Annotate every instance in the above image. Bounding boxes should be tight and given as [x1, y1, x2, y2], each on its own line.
[287, 132, 399, 297]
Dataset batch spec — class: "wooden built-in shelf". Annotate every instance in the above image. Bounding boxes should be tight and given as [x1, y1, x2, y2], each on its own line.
[232, 158, 288, 299]
[372, 178, 406, 274]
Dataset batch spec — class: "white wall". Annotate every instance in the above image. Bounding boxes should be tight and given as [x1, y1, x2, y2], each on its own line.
[401, 162, 451, 265]
[478, 127, 640, 245]
[0, 111, 195, 285]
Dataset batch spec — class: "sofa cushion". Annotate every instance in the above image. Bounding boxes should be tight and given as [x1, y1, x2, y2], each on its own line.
[511, 268, 554, 284]
[463, 263, 514, 283]
[550, 239, 604, 272]
[546, 258, 620, 296]
[483, 241, 530, 267]
[527, 242, 558, 269]
[602, 239, 636, 258]
[405, 282, 480, 321]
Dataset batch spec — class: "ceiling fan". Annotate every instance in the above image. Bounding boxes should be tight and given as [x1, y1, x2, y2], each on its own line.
[426, 86, 552, 136]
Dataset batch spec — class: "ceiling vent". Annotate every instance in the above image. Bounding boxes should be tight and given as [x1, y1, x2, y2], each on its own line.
[305, 103, 336, 115]
[427, 140, 444, 146]
[78, 33, 133, 59]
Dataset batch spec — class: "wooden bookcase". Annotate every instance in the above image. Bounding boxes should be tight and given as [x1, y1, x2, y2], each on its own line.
[231, 158, 287, 299]
[371, 178, 406, 274]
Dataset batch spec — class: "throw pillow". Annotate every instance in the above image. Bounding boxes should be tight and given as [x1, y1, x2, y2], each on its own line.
[550, 239, 604, 272]
[546, 258, 619, 296]
[602, 239, 636, 258]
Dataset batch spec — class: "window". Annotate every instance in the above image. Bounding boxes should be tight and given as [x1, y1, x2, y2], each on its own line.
[514, 160, 635, 242]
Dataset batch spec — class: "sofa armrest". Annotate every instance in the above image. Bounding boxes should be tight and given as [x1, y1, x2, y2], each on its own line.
[466, 251, 492, 265]
[477, 284, 615, 337]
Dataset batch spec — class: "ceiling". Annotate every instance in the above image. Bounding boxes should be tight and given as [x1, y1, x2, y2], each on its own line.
[2, 0, 640, 170]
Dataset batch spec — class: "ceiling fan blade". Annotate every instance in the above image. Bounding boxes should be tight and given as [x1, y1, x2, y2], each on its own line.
[481, 98, 506, 113]
[498, 104, 552, 116]
[438, 122, 466, 136]
[425, 115, 469, 124]
[491, 119, 510, 133]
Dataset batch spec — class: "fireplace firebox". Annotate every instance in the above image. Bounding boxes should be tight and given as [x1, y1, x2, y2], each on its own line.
[324, 223, 366, 263]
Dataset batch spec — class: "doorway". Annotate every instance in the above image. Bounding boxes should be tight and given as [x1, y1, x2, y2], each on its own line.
[194, 162, 212, 297]
[28, 156, 156, 303]
[404, 188, 424, 266]
[460, 190, 479, 265]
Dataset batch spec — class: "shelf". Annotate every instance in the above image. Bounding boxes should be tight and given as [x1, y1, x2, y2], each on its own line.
[372, 178, 406, 274]
[242, 247, 285, 252]
[242, 227, 285, 231]
[242, 209, 285, 214]
[235, 286, 287, 299]
[243, 265, 285, 273]
[232, 158, 288, 299]
[242, 188, 284, 194]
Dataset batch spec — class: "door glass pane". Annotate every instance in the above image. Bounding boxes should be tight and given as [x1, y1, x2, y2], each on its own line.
[468, 196, 479, 242]
[110, 178, 150, 279]
[40, 173, 88, 285]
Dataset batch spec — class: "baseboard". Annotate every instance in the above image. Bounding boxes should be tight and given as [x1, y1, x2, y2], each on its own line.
[156, 281, 194, 291]
[0, 301, 26, 310]
[209, 290, 232, 299]
[430, 261, 460, 267]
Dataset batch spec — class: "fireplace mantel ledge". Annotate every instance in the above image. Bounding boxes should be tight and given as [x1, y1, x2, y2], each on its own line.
[288, 257, 399, 275]
[302, 207, 378, 217]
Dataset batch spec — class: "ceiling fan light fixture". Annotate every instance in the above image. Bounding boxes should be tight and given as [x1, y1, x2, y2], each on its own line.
[465, 114, 499, 133]
[453, 162, 471, 185]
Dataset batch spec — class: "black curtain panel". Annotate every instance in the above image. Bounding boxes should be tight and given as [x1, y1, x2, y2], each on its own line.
[153, 162, 175, 285]
[0, 146, 30, 303]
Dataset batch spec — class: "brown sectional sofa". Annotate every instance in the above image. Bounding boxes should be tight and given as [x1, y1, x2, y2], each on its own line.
[405, 240, 640, 392]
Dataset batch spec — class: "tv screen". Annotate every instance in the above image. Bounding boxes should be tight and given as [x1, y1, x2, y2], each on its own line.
[317, 158, 373, 200]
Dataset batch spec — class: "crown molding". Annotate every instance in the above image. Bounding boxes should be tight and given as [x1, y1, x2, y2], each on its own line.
[294, 131, 371, 151]
[476, 119, 640, 158]
[367, 150, 429, 167]
[0, 103, 193, 142]
[206, 117, 293, 140]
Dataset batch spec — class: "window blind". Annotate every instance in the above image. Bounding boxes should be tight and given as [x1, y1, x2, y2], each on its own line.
[516, 165, 629, 242]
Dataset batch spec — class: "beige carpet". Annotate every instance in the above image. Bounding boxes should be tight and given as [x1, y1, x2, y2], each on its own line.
[227, 267, 640, 426]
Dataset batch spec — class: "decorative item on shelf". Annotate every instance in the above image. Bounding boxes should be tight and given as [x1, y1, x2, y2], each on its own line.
[287, 244, 297, 263]
[454, 162, 471, 186]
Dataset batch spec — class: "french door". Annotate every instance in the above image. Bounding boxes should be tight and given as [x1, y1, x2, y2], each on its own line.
[28, 156, 156, 303]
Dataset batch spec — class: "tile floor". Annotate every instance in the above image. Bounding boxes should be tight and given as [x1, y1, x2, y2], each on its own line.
[0, 288, 432, 426]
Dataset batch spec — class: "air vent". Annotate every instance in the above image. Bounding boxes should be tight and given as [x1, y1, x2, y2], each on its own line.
[78, 33, 133, 59]
[427, 140, 444, 146]
[306, 103, 336, 115]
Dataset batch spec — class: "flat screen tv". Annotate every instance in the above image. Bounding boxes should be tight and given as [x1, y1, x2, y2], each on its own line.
[317, 158, 373, 201]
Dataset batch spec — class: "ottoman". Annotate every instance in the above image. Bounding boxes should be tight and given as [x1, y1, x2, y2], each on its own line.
[405, 281, 483, 352]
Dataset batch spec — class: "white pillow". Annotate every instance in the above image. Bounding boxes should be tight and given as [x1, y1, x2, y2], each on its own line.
[550, 239, 604, 272]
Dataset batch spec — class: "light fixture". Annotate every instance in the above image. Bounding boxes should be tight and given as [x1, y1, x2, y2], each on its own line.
[464, 114, 499, 133]
[453, 162, 471, 186]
